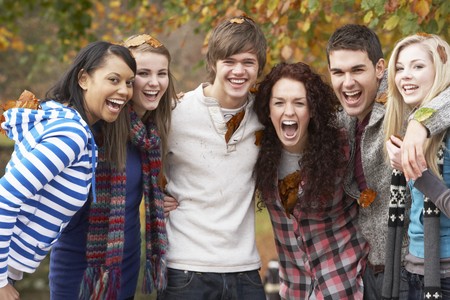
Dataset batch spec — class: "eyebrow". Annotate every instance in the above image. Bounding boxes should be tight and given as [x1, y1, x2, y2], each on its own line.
[329, 64, 367, 72]
[272, 96, 306, 100]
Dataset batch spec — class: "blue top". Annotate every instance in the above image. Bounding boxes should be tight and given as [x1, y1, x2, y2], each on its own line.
[408, 130, 450, 258]
[0, 100, 96, 287]
[49, 143, 143, 299]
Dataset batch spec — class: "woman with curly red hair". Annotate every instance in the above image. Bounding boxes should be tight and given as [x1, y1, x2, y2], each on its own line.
[253, 62, 369, 299]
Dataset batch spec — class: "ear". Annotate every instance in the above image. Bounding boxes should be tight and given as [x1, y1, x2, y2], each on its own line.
[78, 69, 88, 90]
[375, 58, 386, 80]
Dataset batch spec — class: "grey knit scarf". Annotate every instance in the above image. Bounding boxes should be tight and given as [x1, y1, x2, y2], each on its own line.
[382, 143, 444, 300]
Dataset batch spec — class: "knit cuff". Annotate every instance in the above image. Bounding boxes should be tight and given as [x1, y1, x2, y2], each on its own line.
[414, 169, 450, 217]
[414, 170, 445, 199]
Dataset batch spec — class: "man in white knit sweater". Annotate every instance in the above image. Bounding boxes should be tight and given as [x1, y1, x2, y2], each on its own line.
[159, 15, 267, 300]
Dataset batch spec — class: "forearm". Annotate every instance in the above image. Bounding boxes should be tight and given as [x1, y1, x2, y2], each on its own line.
[414, 169, 450, 217]
[421, 86, 450, 136]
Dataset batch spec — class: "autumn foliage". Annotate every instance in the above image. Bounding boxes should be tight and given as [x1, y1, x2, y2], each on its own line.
[0, 0, 449, 92]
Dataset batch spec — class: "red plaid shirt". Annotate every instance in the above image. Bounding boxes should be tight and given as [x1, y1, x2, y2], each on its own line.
[264, 163, 369, 299]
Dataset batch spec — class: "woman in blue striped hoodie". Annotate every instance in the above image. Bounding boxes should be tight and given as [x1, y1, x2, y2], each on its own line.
[0, 41, 136, 299]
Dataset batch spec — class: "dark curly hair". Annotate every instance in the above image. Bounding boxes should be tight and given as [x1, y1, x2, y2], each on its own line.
[253, 62, 346, 210]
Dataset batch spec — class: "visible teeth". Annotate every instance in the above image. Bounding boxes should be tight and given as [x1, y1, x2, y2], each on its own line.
[230, 79, 245, 84]
[144, 90, 158, 96]
[282, 121, 297, 125]
[344, 91, 360, 96]
[403, 85, 417, 90]
[108, 99, 125, 105]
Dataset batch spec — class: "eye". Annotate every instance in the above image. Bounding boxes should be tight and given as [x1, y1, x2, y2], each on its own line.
[331, 70, 343, 76]
[109, 77, 119, 84]
[158, 71, 168, 77]
[395, 65, 404, 72]
[352, 68, 364, 74]
[126, 80, 134, 87]
[222, 59, 234, 65]
[138, 71, 149, 77]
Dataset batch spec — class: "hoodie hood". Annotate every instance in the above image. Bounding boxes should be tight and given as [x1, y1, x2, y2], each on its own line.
[2, 100, 90, 143]
[1, 100, 98, 202]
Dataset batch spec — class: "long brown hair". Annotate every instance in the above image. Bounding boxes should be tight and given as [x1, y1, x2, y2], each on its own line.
[253, 62, 345, 209]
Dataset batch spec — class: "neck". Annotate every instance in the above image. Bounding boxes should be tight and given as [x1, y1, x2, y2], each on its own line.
[203, 84, 248, 109]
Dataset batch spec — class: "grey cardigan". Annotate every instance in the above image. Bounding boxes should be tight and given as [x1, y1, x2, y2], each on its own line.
[339, 83, 450, 265]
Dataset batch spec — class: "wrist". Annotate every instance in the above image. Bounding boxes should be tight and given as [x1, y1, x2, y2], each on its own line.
[410, 108, 436, 138]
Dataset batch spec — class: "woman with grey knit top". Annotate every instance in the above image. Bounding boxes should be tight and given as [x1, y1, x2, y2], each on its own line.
[385, 34, 450, 299]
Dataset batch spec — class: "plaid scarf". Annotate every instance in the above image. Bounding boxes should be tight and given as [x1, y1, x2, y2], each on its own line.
[79, 107, 168, 299]
[382, 143, 444, 300]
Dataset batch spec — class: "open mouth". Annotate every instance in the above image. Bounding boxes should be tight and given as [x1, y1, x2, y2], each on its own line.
[343, 90, 362, 103]
[143, 90, 159, 99]
[106, 98, 126, 111]
[229, 78, 246, 85]
[282, 120, 298, 137]
[402, 84, 418, 94]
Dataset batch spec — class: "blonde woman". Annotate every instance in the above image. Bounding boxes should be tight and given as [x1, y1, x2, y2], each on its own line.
[384, 33, 450, 300]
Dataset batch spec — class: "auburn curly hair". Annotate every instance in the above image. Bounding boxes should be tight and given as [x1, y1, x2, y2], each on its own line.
[253, 62, 346, 210]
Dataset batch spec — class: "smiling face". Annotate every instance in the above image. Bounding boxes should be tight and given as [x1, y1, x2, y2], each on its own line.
[329, 49, 385, 122]
[269, 77, 310, 153]
[131, 51, 169, 118]
[394, 43, 436, 108]
[206, 51, 259, 109]
[79, 54, 134, 125]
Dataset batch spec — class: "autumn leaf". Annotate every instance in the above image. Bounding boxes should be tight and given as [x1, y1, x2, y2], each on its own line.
[413, 107, 436, 123]
[413, 0, 430, 20]
[384, 15, 400, 30]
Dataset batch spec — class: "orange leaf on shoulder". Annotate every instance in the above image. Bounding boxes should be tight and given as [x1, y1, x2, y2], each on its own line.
[375, 92, 387, 105]
[0, 90, 40, 135]
[2, 90, 39, 111]
[254, 130, 263, 146]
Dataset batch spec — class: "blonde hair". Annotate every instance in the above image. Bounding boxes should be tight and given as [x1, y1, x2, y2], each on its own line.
[384, 33, 450, 175]
[123, 34, 177, 161]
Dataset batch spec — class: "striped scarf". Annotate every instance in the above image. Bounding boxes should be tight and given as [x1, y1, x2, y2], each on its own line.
[382, 143, 444, 300]
[79, 107, 167, 299]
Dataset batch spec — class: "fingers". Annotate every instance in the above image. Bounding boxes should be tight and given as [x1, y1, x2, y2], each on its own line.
[402, 142, 426, 181]
[163, 195, 179, 218]
[0, 284, 20, 300]
[386, 138, 403, 171]
[402, 120, 428, 181]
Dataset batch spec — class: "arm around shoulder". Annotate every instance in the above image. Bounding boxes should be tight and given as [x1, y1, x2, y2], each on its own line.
[414, 169, 450, 218]
[421, 86, 450, 136]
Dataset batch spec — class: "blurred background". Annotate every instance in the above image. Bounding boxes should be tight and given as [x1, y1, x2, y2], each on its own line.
[1, 0, 449, 298]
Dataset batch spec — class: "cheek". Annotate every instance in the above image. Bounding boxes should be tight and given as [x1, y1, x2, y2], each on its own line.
[160, 78, 170, 93]
[134, 77, 146, 90]
[394, 76, 402, 91]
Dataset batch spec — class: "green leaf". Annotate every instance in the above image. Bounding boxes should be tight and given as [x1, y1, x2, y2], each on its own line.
[414, 108, 436, 123]
[383, 15, 400, 30]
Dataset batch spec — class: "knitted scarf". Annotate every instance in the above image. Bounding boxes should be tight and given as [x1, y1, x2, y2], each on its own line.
[382, 143, 444, 300]
[79, 107, 168, 299]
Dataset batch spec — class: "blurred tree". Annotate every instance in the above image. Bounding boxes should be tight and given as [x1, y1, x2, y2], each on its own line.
[0, 0, 449, 97]
[158, 0, 450, 74]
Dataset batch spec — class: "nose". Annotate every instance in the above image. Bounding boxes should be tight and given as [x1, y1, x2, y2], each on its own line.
[284, 103, 295, 116]
[147, 74, 158, 86]
[233, 63, 245, 75]
[400, 67, 413, 79]
[118, 81, 131, 98]
[343, 73, 355, 87]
